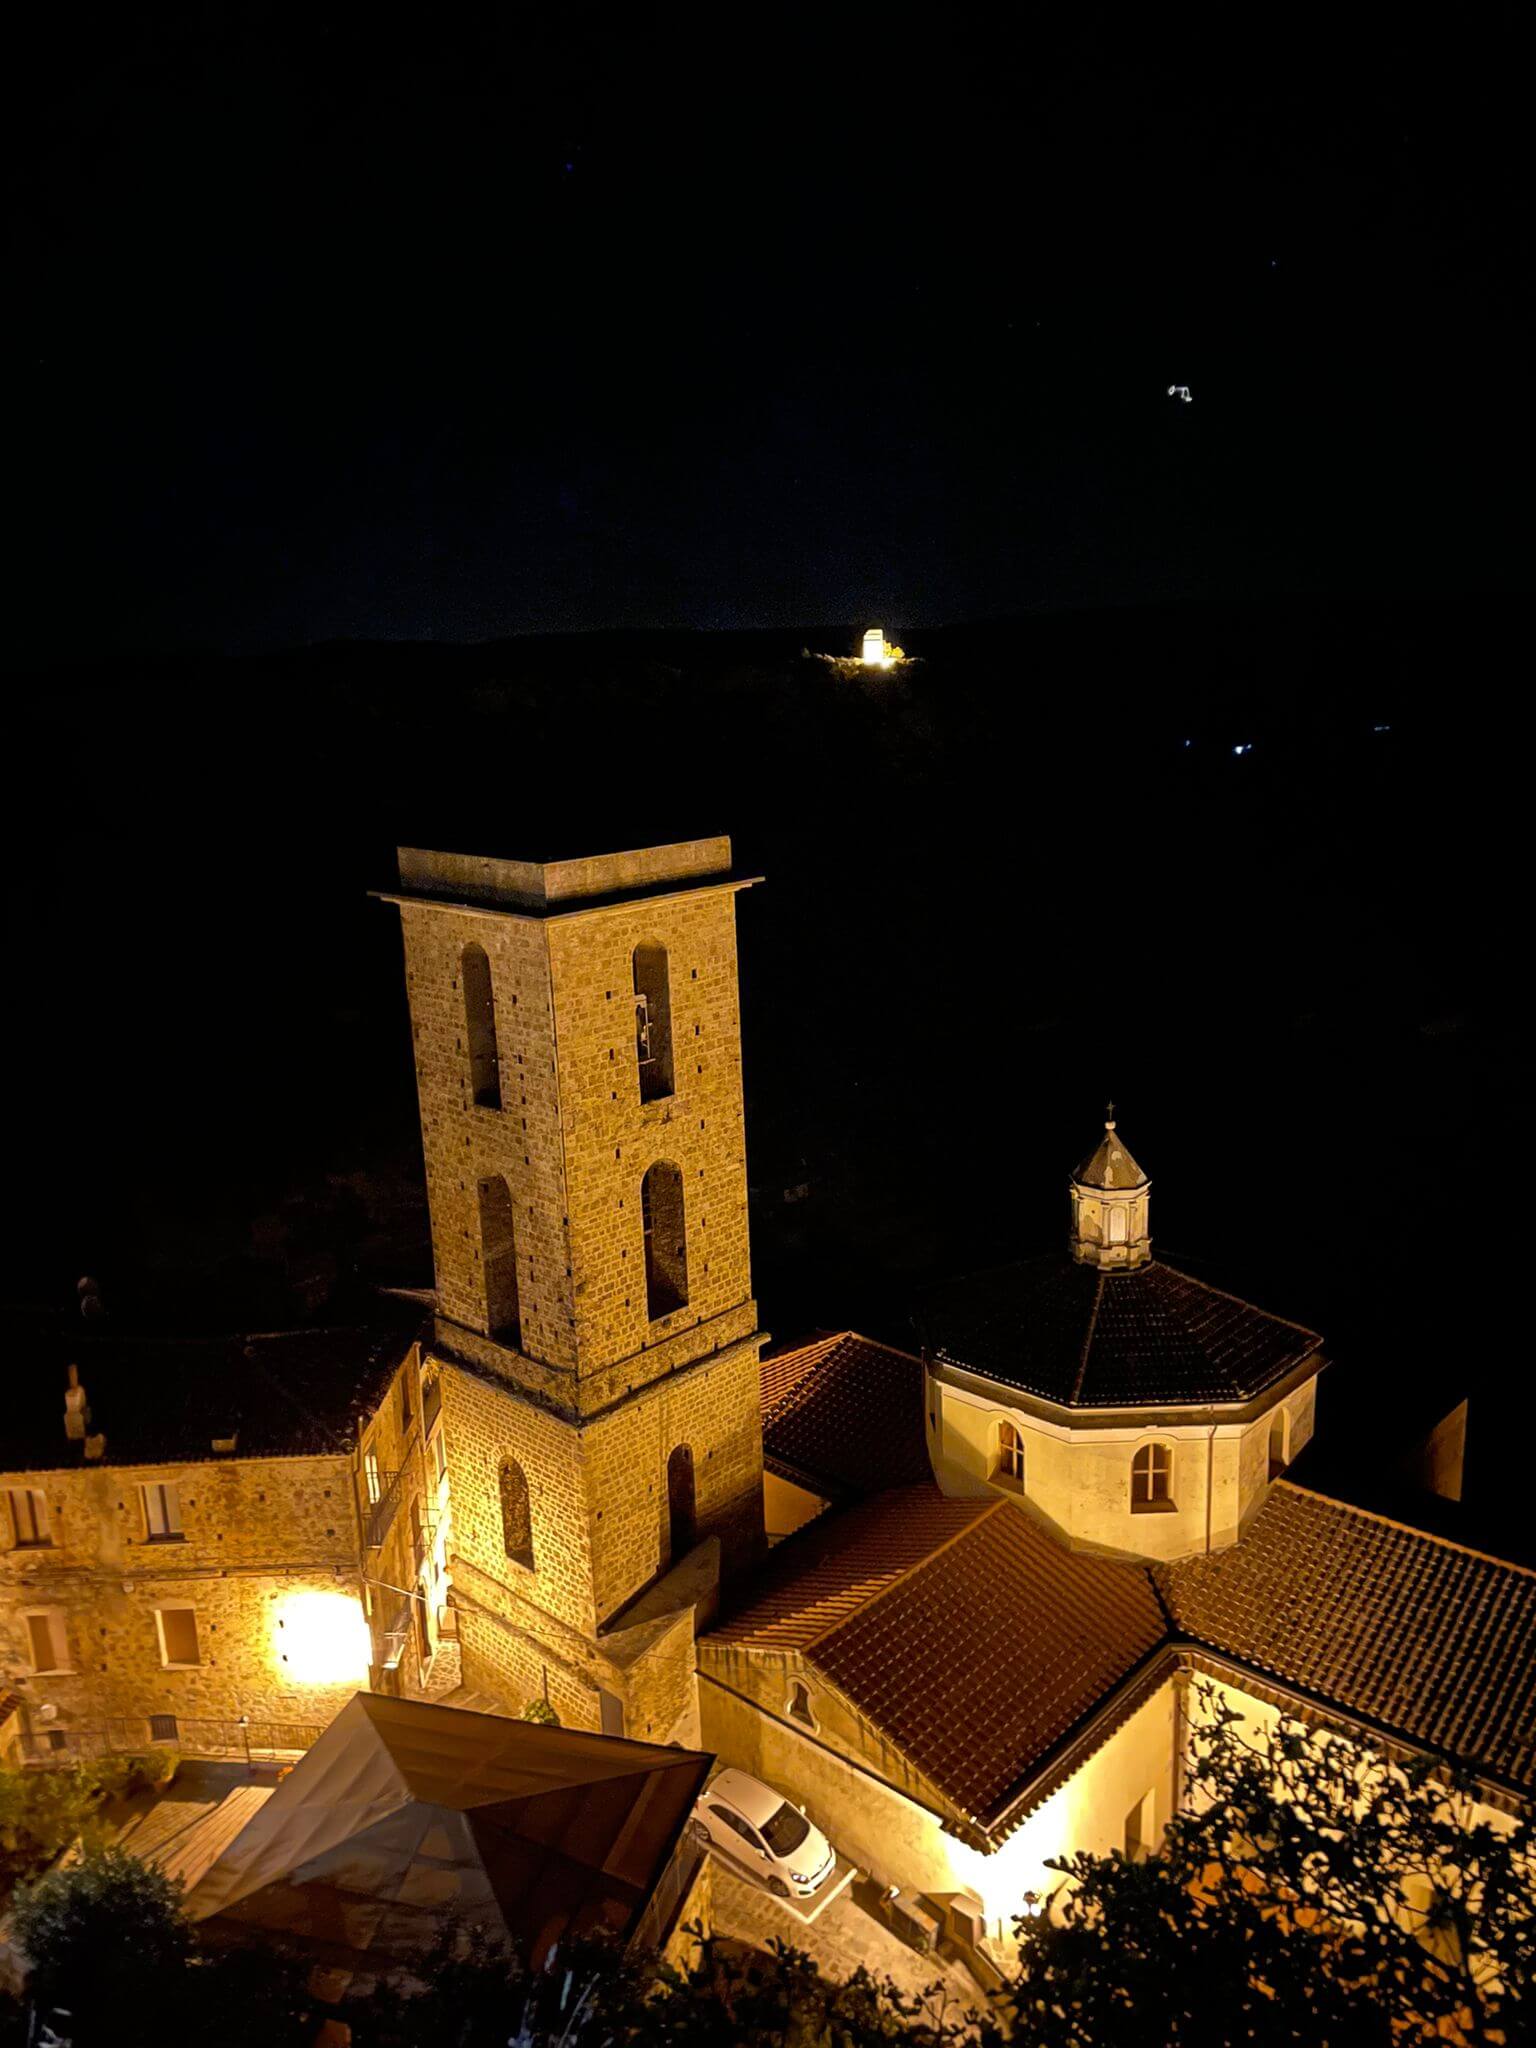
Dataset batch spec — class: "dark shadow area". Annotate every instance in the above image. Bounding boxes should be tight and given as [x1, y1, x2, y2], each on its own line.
[5, 595, 1529, 1549]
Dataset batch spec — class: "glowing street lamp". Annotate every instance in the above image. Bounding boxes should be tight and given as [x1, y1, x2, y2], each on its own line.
[271, 1589, 372, 1685]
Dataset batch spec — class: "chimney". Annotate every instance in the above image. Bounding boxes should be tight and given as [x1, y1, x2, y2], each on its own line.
[63, 1365, 90, 1443]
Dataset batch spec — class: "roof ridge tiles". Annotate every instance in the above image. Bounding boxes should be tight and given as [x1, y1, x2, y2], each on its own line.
[1070, 1274, 1105, 1405]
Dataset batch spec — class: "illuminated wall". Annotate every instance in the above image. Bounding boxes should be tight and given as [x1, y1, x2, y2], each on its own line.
[0, 1448, 371, 1754]
[699, 1653, 1179, 1945]
[928, 1371, 1318, 1561]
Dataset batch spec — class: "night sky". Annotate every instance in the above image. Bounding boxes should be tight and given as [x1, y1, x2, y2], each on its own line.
[10, 9, 1529, 659]
[6, 14, 1533, 1550]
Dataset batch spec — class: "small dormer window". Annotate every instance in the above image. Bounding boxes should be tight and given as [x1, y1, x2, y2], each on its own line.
[787, 1680, 816, 1728]
[1130, 1442, 1175, 1512]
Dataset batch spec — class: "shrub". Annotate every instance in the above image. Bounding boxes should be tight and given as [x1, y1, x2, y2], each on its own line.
[11, 1846, 192, 2045]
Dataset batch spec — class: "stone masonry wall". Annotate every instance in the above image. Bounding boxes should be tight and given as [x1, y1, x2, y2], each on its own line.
[583, 1337, 764, 1625]
[439, 1361, 597, 1640]
[547, 890, 756, 1386]
[399, 906, 575, 1374]
[0, 1452, 366, 1750]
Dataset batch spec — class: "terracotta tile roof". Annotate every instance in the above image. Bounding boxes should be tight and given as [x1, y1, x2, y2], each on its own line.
[922, 1255, 1320, 1409]
[813, 1501, 1167, 1832]
[707, 1482, 1166, 1831]
[709, 1473, 1536, 1844]
[710, 1485, 986, 1651]
[760, 1332, 931, 1494]
[1160, 1483, 1536, 1793]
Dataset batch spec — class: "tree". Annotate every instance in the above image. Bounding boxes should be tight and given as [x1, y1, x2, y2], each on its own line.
[10, 1847, 193, 2045]
[999, 1683, 1535, 2048]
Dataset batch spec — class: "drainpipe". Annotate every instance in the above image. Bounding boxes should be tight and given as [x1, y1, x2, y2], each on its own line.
[1204, 1423, 1218, 1552]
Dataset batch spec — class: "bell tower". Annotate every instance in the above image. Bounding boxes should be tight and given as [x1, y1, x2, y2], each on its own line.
[379, 839, 766, 1739]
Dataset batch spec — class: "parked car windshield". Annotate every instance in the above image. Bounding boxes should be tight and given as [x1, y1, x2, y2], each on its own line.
[761, 1801, 812, 1856]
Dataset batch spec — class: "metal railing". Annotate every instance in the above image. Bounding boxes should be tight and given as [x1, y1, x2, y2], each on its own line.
[19, 1715, 323, 1766]
[364, 1465, 407, 1549]
[374, 1602, 411, 1672]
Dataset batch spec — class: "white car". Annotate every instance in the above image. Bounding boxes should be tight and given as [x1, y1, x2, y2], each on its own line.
[690, 1767, 835, 1898]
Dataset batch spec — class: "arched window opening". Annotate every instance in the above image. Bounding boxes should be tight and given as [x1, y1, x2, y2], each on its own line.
[633, 943, 674, 1103]
[641, 1161, 689, 1318]
[1268, 1409, 1290, 1480]
[992, 1420, 1026, 1488]
[787, 1680, 815, 1729]
[1108, 1206, 1128, 1243]
[462, 944, 502, 1110]
[1131, 1442, 1175, 1513]
[499, 1458, 534, 1570]
[478, 1175, 521, 1343]
[667, 1442, 696, 1560]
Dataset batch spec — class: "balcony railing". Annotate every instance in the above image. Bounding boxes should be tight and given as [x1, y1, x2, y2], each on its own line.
[374, 1602, 411, 1671]
[364, 1466, 407, 1550]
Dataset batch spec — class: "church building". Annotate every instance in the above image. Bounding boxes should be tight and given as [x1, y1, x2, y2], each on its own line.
[4, 834, 1531, 1977]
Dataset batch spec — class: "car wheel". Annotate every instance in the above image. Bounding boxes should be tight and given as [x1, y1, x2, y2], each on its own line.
[767, 1875, 789, 1898]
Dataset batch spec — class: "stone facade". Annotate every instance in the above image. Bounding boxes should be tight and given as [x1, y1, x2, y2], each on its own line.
[0, 1450, 370, 1754]
[358, 1344, 460, 1702]
[383, 840, 768, 1739]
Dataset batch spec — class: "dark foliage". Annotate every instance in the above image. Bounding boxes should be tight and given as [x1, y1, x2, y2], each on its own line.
[999, 1686, 1534, 2047]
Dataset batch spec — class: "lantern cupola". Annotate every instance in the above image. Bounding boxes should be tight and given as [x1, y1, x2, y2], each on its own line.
[1069, 1107, 1151, 1270]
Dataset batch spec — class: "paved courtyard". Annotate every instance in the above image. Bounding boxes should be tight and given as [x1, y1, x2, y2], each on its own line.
[707, 1860, 987, 2028]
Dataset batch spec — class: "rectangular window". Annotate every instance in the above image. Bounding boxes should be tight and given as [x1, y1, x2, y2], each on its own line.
[141, 1483, 183, 1541]
[422, 1370, 442, 1441]
[149, 1713, 179, 1742]
[363, 1446, 382, 1505]
[431, 1429, 447, 1488]
[25, 1610, 69, 1673]
[9, 1488, 51, 1547]
[155, 1607, 200, 1668]
[398, 1372, 413, 1436]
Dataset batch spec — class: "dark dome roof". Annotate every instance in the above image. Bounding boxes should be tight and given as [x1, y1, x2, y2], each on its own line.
[919, 1256, 1320, 1409]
